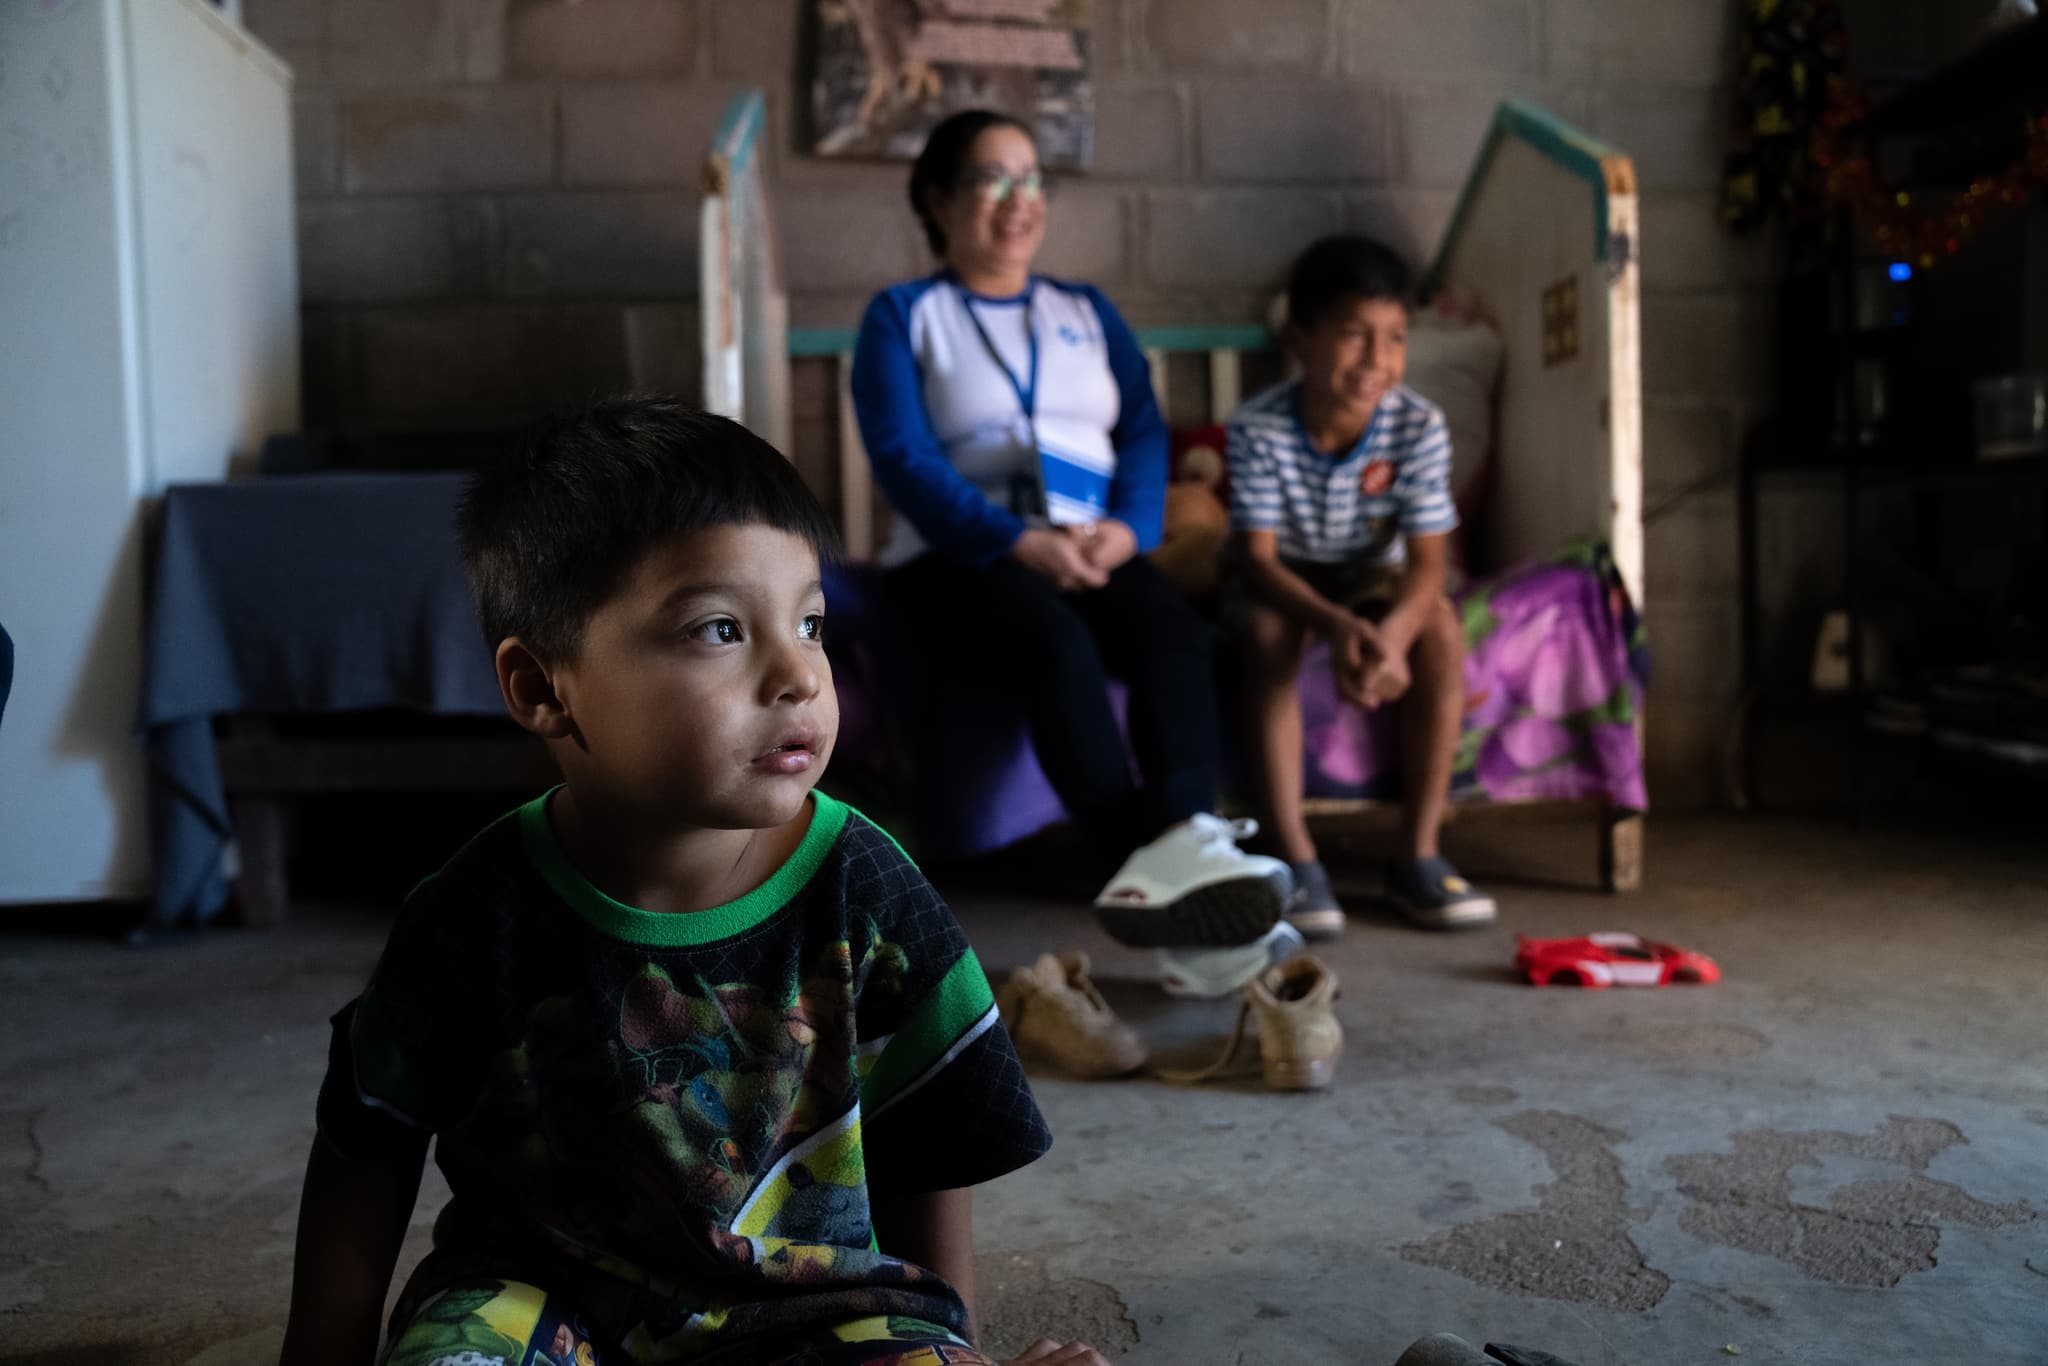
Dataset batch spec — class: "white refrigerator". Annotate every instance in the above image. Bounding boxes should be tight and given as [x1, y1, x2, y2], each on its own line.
[0, 0, 298, 905]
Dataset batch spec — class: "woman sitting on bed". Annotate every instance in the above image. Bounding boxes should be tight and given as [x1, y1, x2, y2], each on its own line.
[849, 109, 1291, 950]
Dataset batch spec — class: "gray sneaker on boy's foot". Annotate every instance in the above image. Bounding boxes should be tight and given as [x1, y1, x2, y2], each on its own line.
[1385, 856, 1497, 930]
[1285, 859, 1346, 942]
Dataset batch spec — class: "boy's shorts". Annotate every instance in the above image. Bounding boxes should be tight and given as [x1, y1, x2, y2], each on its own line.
[1218, 552, 1405, 632]
[380, 1278, 994, 1366]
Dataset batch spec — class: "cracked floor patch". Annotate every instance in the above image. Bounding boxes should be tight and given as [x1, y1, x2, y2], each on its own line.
[1452, 1085, 1519, 1105]
[1600, 1021, 1771, 1062]
[975, 1250, 1140, 1359]
[1665, 1115, 2038, 1287]
[1400, 1109, 1671, 1311]
[2, 1107, 51, 1197]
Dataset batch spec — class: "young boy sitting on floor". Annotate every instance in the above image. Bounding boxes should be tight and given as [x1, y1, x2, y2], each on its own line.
[279, 399, 1104, 1366]
[1225, 237, 1497, 938]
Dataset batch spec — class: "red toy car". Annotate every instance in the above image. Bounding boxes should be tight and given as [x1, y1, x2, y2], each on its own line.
[1515, 932, 1720, 988]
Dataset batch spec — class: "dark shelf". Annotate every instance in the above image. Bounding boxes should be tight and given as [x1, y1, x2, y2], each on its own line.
[1853, 454, 2048, 490]
[1752, 451, 2048, 480]
[1852, 18, 2048, 141]
[1738, 19, 2048, 814]
[1838, 328, 1914, 356]
[1747, 433, 1998, 474]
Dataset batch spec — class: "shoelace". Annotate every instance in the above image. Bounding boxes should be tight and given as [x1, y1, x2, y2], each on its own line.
[1154, 998, 1253, 1085]
[1155, 957, 1335, 1086]
[1194, 815, 1260, 855]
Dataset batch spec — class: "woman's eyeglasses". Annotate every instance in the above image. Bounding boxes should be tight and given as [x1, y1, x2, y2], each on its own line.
[961, 167, 1046, 205]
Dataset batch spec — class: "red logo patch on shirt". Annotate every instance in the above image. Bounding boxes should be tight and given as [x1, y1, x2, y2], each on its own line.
[1360, 459, 1395, 497]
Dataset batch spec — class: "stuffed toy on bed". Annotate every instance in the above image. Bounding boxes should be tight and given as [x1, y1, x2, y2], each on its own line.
[1151, 437, 1230, 597]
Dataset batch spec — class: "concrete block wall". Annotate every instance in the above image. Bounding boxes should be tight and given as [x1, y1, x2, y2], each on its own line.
[249, 0, 1772, 807]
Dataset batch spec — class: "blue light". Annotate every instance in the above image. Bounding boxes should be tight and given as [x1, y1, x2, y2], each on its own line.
[1888, 262, 1913, 282]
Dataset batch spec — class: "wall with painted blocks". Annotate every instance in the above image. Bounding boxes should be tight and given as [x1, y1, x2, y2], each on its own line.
[248, 0, 1813, 807]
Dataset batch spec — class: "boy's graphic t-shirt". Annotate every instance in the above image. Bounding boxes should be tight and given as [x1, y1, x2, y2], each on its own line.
[316, 789, 1049, 1363]
[1225, 379, 1458, 567]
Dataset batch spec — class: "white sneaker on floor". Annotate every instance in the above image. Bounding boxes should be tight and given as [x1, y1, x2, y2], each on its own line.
[1156, 922, 1308, 999]
[1093, 813, 1293, 948]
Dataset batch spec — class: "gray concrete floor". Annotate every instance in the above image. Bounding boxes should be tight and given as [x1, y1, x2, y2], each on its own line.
[4, 812, 2046, 1366]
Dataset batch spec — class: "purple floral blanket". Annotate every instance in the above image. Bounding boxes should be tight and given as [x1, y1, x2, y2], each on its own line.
[1300, 537, 1648, 809]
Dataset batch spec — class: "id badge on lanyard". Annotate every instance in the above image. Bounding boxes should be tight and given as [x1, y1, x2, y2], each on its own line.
[960, 285, 1074, 525]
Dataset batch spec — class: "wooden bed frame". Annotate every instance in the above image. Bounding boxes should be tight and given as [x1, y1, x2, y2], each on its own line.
[705, 96, 1645, 891]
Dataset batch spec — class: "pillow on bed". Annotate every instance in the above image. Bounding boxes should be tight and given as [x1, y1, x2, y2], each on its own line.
[1407, 304, 1504, 519]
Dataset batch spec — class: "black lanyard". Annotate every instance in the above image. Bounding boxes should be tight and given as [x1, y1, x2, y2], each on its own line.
[959, 282, 1047, 518]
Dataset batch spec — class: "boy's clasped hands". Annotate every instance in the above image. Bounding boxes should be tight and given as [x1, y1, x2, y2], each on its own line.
[1326, 606, 1414, 711]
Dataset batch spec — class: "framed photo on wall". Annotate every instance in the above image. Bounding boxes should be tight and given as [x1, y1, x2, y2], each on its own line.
[810, 0, 1094, 168]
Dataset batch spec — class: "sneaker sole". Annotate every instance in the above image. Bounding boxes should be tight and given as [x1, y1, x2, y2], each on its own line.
[1096, 871, 1288, 949]
[1285, 908, 1346, 942]
[1389, 893, 1497, 931]
[1264, 1052, 1338, 1092]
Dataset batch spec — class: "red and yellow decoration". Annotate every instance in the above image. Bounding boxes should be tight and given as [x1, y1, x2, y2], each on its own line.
[1811, 96, 2048, 270]
[1722, 0, 2048, 265]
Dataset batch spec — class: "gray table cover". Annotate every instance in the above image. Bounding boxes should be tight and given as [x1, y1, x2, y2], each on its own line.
[140, 474, 502, 925]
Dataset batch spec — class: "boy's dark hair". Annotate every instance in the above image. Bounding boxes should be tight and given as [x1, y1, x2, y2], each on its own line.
[457, 397, 839, 663]
[1285, 235, 1417, 333]
[909, 108, 1035, 255]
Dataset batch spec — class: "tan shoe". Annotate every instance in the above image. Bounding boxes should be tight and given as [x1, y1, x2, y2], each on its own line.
[1160, 955, 1341, 1092]
[997, 952, 1148, 1078]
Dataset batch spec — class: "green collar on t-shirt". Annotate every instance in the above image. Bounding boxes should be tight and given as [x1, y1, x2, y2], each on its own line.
[517, 787, 850, 947]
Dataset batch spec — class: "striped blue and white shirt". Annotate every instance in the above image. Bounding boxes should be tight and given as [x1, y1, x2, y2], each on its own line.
[1225, 380, 1458, 567]
[851, 272, 1167, 568]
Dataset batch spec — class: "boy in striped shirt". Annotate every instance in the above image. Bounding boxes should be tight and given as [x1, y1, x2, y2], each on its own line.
[1224, 237, 1496, 937]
